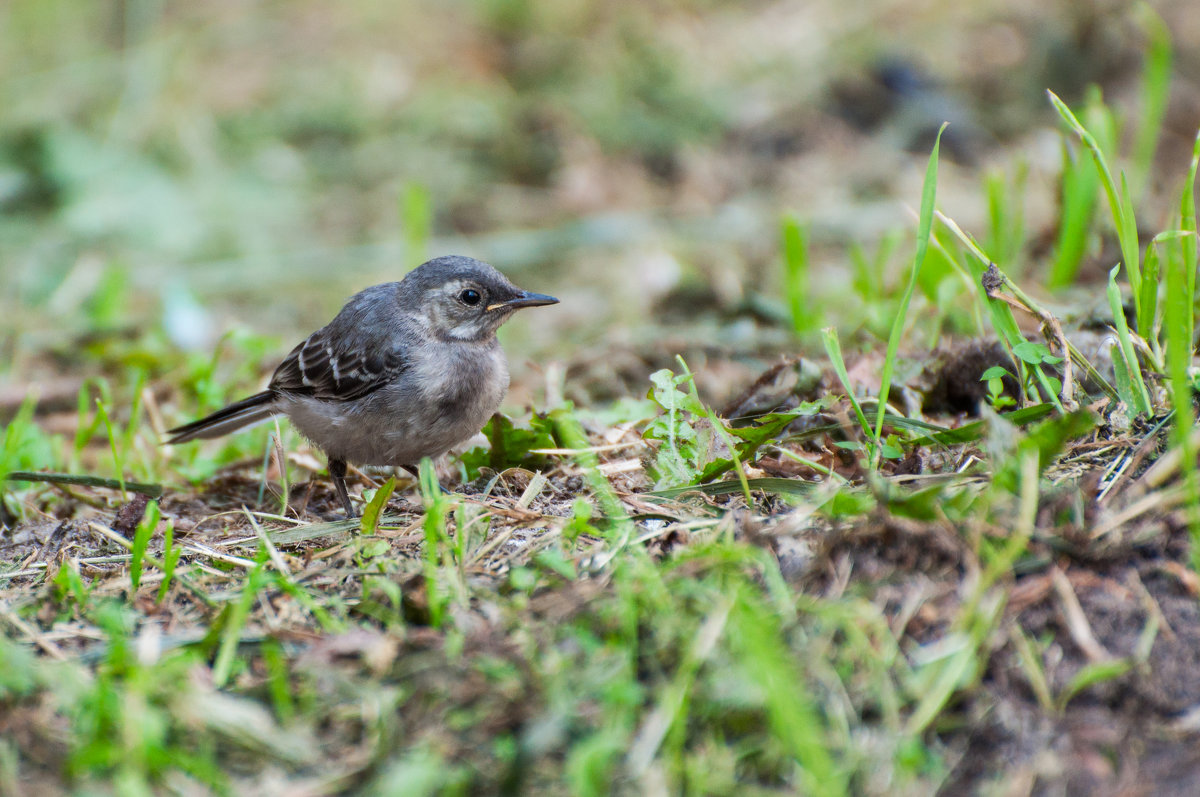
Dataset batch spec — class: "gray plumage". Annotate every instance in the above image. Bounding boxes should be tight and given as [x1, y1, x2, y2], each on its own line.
[167, 255, 558, 515]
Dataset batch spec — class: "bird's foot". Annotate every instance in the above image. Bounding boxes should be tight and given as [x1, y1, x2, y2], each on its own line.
[328, 458, 358, 518]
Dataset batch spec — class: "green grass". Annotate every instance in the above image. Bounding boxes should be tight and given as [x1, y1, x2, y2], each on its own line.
[5, 3, 1200, 795]
[1169, 130, 1200, 559]
[871, 124, 945, 468]
[781, 214, 816, 334]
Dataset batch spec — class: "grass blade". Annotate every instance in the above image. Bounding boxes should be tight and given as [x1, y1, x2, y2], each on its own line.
[729, 587, 846, 795]
[1169, 129, 1200, 561]
[1048, 134, 1100, 289]
[1132, 4, 1172, 200]
[213, 550, 270, 688]
[984, 163, 1028, 278]
[419, 458, 450, 628]
[781, 214, 814, 334]
[1105, 265, 1153, 415]
[1138, 235, 1162, 360]
[155, 518, 181, 604]
[129, 500, 159, 594]
[873, 123, 946, 466]
[1182, 129, 1200, 357]
[821, 328, 872, 445]
[360, 476, 397, 535]
[1048, 90, 1143, 325]
[400, 182, 432, 270]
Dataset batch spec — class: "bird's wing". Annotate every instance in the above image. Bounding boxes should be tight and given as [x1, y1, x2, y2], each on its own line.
[269, 327, 409, 402]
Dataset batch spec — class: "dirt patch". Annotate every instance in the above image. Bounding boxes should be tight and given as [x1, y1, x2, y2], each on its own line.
[921, 339, 1017, 417]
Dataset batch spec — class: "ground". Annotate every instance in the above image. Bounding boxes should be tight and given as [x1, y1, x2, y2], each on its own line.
[4, 1, 1200, 795]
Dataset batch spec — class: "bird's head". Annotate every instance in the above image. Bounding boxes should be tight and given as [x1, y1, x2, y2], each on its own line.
[401, 255, 558, 342]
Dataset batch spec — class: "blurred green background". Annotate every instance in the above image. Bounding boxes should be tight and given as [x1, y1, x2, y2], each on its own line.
[2, 0, 1198, 403]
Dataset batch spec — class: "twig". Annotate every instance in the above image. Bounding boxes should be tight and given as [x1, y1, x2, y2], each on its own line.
[0, 598, 67, 660]
[6, 471, 163, 498]
[1051, 567, 1110, 663]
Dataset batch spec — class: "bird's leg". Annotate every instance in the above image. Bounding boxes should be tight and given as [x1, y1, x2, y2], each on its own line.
[402, 464, 453, 495]
[329, 458, 356, 517]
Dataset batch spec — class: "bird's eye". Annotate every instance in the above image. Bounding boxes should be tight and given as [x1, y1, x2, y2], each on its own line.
[459, 288, 482, 306]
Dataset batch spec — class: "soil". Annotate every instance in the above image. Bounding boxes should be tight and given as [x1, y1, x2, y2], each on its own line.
[5, 341, 1200, 794]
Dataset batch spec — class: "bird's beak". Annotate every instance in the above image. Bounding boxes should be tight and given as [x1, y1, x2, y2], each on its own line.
[487, 291, 559, 312]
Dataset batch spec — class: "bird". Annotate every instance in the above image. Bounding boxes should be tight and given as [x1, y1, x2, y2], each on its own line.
[166, 255, 558, 516]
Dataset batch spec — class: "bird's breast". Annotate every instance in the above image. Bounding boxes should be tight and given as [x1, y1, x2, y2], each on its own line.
[414, 339, 509, 421]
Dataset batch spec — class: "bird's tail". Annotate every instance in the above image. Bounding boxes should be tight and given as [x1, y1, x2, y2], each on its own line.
[165, 391, 277, 444]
